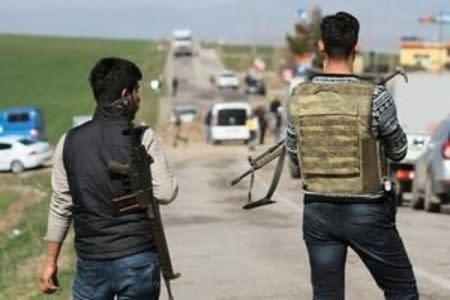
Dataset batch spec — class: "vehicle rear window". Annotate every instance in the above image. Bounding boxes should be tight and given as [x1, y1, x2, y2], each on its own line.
[218, 109, 247, 126]
[221, 73, 235, 78]
[0, 143, 12, 150]
[176, 109, 197, 115]
[18, 139, 36, 145]
[7, 113, 30, 123]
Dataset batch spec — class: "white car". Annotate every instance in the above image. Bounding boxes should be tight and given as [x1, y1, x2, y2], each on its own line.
[0, 136, 53, 173]
[210, 102, 251, 143]
[390, 132, 430, 205]
[170, 105, 198, 124]
[216, 71, 240, 89]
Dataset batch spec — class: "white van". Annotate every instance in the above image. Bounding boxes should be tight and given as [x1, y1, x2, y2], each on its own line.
[210, 102, 251, 143]
[172, 29, 193, 56]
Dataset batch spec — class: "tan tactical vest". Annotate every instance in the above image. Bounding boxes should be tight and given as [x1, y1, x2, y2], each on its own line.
[289, 81, 386, 194]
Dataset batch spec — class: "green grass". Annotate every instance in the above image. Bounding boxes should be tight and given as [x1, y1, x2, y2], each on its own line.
[212, 43, 277, 72]
[0, 173, 76, 299]
[0, 34, 167, 144]
[0, 192, 18, 216]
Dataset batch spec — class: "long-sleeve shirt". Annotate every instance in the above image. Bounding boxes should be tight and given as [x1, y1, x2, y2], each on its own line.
[45, 127, 178, 243]
[285, 76, 408, 193]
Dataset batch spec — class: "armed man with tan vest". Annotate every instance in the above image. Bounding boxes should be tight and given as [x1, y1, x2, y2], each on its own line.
[286, 12, 419, 299]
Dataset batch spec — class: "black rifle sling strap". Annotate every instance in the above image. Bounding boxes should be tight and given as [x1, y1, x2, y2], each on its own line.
[243, 146, 286, 210]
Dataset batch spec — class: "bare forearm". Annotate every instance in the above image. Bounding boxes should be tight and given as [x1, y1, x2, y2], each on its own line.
[45, 241, 63, 265]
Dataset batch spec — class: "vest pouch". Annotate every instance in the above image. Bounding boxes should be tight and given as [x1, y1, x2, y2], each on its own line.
[297, 114, 360, 177]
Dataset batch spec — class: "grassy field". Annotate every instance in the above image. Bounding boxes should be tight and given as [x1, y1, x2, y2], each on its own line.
[0, 34, 167, 144]
[0, 192, 18, 216]
[0, 34, 167, 299]
[202, 41, 399, 74]
[0, 173, 70, 299]
[201, 42, 278, 72]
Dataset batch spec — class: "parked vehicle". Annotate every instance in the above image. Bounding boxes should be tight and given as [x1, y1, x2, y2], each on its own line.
[411, 117, 450, 212]
[0, 136, 53, 173]
[390, 133, 430, 205]
[244, 75, 266, 95]
[216, 71, 240, 90]
[0, 107, 47, 140]
[210, 102, 251, 143]
[171, 105, 198, 123]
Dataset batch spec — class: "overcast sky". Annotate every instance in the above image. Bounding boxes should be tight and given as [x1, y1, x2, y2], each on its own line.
[0, 0, 449, 51]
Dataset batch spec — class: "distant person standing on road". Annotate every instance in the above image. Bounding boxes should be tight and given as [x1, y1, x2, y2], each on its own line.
[172, 76, 179, 96]
[274, 106, 284, 143]
[256, 106, 268, 145]
[204, 109, 213, 144]
[39, 57, 178, 299]
[286, 12, 418, 299]
[269, 98, 283, 143]
[172, 113, 188, 147]
[246, 112, 259, 151]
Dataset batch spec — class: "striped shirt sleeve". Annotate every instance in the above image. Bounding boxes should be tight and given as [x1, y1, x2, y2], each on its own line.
[371, 85, 408, 161]
[285, 95, 300, 166]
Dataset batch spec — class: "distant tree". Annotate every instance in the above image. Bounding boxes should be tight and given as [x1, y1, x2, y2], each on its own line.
[286, 6, 323, 68]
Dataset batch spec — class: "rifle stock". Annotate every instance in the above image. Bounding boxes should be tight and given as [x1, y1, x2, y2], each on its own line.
[230, 140, 285, 186]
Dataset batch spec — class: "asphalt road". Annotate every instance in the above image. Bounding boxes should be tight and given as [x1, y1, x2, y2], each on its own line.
[159, 48, 450, 299]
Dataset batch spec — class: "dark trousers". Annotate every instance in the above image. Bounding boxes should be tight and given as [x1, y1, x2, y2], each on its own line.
[259, 125, 267, 145]
[73, 251, 160, 300]
[303, 198, 418, 300]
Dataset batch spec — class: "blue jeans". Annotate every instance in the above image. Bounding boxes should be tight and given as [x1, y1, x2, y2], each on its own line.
[303, 199, 418, 300]
[73, 251, 160, 300]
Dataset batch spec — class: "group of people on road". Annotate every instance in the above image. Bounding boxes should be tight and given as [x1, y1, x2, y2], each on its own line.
[245, 99, 285, 151]
[40, 11, 419, 300]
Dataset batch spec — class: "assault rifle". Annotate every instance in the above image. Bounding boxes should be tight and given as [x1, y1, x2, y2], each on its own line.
[230, 68, 408, 210]
[107, 98, 180, 300]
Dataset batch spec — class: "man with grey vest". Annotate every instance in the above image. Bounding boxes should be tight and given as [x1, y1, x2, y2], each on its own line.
[286, 12, 418, 299]
[39, 57, 178, 299]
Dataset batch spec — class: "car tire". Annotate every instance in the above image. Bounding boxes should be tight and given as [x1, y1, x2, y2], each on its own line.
[424, 175, 441, 213]
[11, 160, 25, 174]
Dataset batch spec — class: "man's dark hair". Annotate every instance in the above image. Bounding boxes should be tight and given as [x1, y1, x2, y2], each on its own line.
[320, 12, 360, 59]
[89, 57, 142, 104]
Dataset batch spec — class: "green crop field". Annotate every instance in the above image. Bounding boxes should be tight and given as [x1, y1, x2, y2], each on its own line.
[200, 42, 277, 72]
[0, 34, 167, 144]
[0, 34, 167, 299]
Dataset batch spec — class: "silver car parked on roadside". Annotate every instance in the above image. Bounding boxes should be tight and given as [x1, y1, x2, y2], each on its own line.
[412, 117, 450, 212]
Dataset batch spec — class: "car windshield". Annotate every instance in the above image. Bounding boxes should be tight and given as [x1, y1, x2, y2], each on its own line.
[217, 109, 247, 126]
[18, 139, 36, 145]
[7, 113, 30, 123]
[175, 108, 197, 115]
[221, 73, 235, 78]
